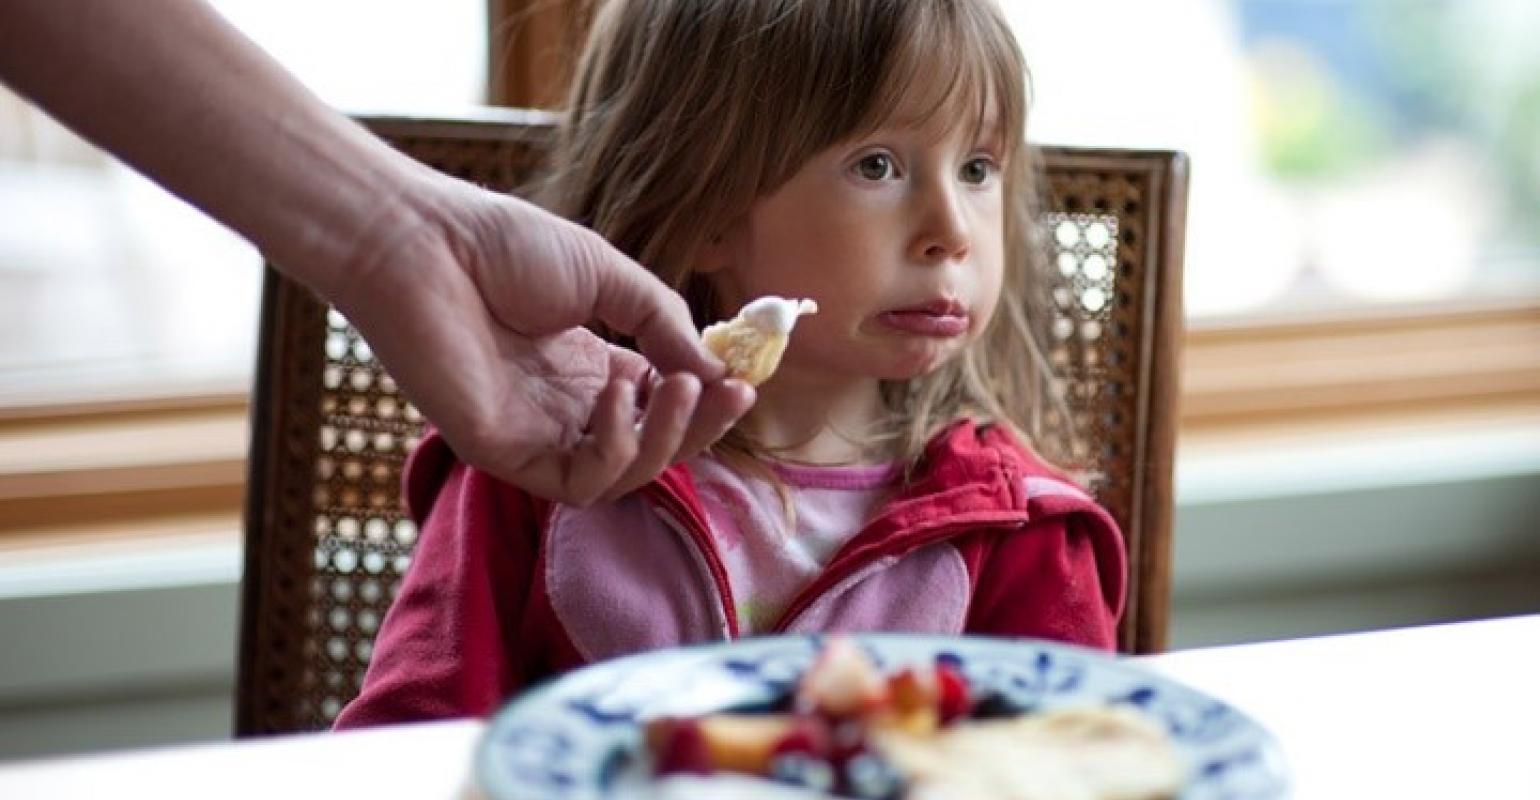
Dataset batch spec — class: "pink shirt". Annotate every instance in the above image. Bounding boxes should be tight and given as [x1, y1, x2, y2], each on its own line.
[690, 458, 899, 634]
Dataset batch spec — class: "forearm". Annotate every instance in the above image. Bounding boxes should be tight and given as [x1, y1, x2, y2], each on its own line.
[0, 0, 436, 299]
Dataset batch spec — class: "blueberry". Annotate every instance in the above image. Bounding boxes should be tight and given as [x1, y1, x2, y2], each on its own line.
[970, 690, 1026, 719]
[842, 752, 904, 799]
[769, 752, 836, 792]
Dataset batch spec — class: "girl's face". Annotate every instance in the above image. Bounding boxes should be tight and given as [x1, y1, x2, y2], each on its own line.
[704, 101, 1007, 387]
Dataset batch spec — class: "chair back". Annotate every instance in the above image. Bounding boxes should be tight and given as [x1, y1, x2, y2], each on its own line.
[236, 107, 1186, 736]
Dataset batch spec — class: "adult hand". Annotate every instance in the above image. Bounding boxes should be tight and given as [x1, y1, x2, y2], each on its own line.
[331, 173, 755, 505]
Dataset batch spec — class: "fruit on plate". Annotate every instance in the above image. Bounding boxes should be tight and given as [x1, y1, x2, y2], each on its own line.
[646, 713, 832, 777]
[644, 637, 1186, 799]
[647, 638, 969, 798]
[794, 637, 890, 719]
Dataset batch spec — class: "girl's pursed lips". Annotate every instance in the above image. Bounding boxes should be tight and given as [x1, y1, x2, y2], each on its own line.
[876, 297, 970, 337]
[887, 296, 966, 316]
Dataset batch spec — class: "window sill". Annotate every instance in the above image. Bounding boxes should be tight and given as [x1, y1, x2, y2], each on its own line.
[1181, 298, 1540, 433]
[0, 394, 246, 539]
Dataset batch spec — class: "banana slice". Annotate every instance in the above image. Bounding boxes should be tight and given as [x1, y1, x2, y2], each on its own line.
[701, 296, 818, 386]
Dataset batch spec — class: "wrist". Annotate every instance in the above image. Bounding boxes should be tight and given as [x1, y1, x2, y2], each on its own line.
[262, 127, 451, 309]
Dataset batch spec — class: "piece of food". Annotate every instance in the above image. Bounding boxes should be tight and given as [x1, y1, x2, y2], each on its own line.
[861, 667, 930, 736]
[648, 713, 809, 775]
[933, 664, 969, 725]
[873, 706, 1186, 800]
[646, 716, 713, 775]
[794, 637, 889, 719]
[768, 752, 838, 793]
[701, 296, 818, 386]
[645, 637, 1186, 800]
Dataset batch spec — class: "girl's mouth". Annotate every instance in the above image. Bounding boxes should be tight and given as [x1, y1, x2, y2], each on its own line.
[877, 300, 970, 337]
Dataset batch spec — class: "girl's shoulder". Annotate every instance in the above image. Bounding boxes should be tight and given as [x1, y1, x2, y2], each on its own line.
[924, 418, 1089, 490]
[403, 424, 564, 524]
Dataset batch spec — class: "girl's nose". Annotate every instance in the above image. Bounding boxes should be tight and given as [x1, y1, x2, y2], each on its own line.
[910, 182, 972, 264]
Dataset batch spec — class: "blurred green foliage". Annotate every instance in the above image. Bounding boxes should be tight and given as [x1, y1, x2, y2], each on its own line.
[1245, 0, 1538, 239]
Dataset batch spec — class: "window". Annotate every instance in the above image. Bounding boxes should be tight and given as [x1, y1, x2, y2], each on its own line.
[0, 0, 487, 408]
[1004, 0, 1540, 321]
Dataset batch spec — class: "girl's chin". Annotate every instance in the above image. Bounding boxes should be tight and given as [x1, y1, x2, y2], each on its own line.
[773, 344, 964, 384]
[874, 352, 957, 381]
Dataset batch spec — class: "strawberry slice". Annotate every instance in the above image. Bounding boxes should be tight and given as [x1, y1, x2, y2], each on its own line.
[934, 662, 970, 724]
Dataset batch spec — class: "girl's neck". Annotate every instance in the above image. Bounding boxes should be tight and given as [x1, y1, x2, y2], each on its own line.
[742, 371, 891, 466]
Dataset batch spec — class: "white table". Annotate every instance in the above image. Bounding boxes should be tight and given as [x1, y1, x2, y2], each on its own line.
[1142, 613, 1539, 798]
[1, 614, 1535, 798]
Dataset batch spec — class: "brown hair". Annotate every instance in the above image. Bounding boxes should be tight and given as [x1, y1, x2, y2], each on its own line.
[536, 0, 1067, 478]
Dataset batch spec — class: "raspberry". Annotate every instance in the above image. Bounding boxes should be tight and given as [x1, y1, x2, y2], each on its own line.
[770, 716, 833, 759]
[934, 662, 970, 724]
[650, 717, 713, 775]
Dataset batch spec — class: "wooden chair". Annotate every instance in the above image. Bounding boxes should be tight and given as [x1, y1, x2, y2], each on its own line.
[236, 107, 1187, 736]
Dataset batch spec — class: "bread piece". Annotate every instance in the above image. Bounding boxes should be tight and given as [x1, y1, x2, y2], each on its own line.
[875, 705, 1186, 800]
[700, 296, 818, 386]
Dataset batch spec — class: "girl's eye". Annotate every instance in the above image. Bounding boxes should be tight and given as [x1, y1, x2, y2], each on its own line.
[854, 153, 895, 181]
[960, 157, 996, 185]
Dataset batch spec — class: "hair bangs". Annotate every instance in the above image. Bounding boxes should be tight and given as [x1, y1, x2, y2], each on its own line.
[855, 1, 1027, 157]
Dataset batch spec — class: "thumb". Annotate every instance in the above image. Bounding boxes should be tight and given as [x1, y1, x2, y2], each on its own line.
[581, 231, 727, 381]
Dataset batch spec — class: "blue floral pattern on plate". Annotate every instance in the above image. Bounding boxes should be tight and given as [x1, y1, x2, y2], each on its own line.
[477, 635, 1290, 799]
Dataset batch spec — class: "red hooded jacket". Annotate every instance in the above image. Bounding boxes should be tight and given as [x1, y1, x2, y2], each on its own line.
[334, 420, 1125, 730]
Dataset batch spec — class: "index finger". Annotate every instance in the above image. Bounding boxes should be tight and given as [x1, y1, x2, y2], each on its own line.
[581, 234, 727, 383]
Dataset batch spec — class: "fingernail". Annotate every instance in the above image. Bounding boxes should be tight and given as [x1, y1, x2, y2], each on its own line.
[724, 379, 756, 404]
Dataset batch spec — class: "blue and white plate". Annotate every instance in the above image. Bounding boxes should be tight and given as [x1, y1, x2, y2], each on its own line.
[476, 634, 1289, 799]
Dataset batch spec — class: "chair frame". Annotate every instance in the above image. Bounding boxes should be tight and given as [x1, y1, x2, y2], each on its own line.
[1035, 146, 1187, 655]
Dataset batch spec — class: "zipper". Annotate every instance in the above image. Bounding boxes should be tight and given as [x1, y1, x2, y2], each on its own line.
[770, 510, 1026, 634]
[769, 442, 1029, 631]
[642, 483, 741, 639]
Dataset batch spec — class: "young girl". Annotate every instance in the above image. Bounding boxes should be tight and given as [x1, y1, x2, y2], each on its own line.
[335, 0, 1125, 730]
